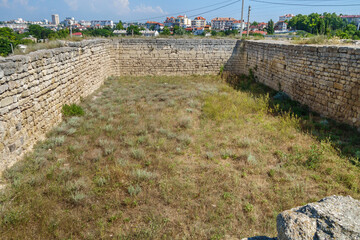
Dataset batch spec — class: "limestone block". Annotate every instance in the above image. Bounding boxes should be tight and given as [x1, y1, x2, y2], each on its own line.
[277, 196, 360, 240]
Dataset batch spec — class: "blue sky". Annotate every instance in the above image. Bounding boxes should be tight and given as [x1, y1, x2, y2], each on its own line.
[0, 0, 359, 23]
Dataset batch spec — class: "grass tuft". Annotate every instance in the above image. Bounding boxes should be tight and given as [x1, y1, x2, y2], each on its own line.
[62, 104, 85, 117]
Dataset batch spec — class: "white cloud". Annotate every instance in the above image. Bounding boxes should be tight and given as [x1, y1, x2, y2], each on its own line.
[133, 4, 165, 14]
[0, 0, 36, 10]
[63, 0, 130, 14]
[113, 0, 130, 13]
[64, 0, 79, 11]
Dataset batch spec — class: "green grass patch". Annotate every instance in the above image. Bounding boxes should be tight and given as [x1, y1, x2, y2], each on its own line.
[62, 104, 85, 117]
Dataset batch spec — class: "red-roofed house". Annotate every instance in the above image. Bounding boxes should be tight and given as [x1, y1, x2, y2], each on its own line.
[341, 15, 360, 29]
[192, 16, 206, 28]
[242, 30, 267, 35]
[250, 22, 267, 31]
[146, 21, 164, 31]
[71, 32, 83, 37]
[193, 27, 205, 35]
[279, 14, 294, 22]
[232, 20, 244, 30]
[164, 17, 176, 27]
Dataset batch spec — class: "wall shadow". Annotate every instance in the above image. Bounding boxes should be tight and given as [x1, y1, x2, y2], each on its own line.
[224, 73, 360, 164]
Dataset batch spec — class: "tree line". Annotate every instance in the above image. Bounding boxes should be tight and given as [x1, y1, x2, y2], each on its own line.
[266, 13, 360, 39]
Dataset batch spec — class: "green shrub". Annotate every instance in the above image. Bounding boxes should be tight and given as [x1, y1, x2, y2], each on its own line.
[219, 65, 224, 75]
[62, 104, 84, 117]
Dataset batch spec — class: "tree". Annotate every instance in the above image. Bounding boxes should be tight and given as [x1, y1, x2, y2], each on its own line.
[126, 25, 141, 35]
[317, 18, 326, 35]
[0, 27, 17, 41]
[0, 38, 13, 57]
[161, 26, 170, 35]
[28, 25, 53, 39]
[211, 30, 218, 36]
[173, 25, 185, 35]
[251, 21, 259, 26]
[116, 21, 124, 30]
[267, 19, 274, 35]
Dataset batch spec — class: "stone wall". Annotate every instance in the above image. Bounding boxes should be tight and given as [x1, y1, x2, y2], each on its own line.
[112, 38, 237, 75]
[0, 38, 359, 170]
[0, 39, 117, 170]
[0, 38, 237, 170]
[224, 40, 360, 128]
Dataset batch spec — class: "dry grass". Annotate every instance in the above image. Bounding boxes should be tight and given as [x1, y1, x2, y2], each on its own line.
[0, 75, 359, 239]
[13, 40, 66, 55]
[291, 35, 347, 45]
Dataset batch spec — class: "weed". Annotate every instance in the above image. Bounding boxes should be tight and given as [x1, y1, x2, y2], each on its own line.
[71, 191, 86, 203]
[132, 169, 156, 181]
[236, 138, 251, 148]
[65, 128, 77, 135]
[128, 184, 142, 196]
[62, 104, 85, 117]
[219, 65, 225, 76]
[205, 152, 215, 160]
[268, 169, 275, 178]
[222, 192, 234, 201]
[68, 117, 82, 127]
[1, 209, 24, 226]
[247, 153, 257, 165]
[131, 148, 145, 160]
[177, 117, 191, 129]
[94, 176, 107, 187]
[66, 178, 88, 192]
[104, 146, 115, 156]
[221, 149, 235, 159]
[244, 203, 254, 212]
[103, 124, 114, 132]
[44, 136, 65, 149]
[305, 145, 322, 169]
[177, 134, 192, 146]
[117, 158, 128, 167]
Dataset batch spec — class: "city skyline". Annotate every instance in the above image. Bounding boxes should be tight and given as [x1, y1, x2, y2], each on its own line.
[0, 0, 359, 23]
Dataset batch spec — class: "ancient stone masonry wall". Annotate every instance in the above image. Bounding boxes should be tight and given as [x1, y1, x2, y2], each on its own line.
[0, 39, 116, 170]
[225, 40, 360, 128]
[0, 38, 359, 170]
[0, 38, 237, 170]
[112, 38, 237, 76]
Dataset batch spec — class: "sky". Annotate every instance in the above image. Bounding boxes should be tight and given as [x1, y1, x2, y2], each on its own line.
[0, 0, 359, 23]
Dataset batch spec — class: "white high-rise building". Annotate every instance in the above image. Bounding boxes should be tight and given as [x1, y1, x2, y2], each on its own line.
[52, 14, 60, 25]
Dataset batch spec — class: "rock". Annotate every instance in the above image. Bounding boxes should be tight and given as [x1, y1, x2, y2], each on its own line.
[277, 210, 316, 240]
[277, 196, 360, 240]
[241, 237, 277, 240]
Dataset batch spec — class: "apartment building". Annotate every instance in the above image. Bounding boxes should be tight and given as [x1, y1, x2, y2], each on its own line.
[52, 14, 60, 25]
[175, 15, 191, 28]
[279, 14, 294, 22]
[191, 16, 206, 28]
[90, 20, 114, 28]
[211, 17, 238, 30]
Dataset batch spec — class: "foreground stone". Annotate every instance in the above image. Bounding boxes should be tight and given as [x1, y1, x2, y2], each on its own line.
[277, 195, 360, 240]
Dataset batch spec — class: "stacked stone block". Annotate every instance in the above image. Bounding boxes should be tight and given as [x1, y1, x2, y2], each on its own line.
[0, 39, 116, 170]
[225, 40, 360, 128]
[0, 38, 359, 171]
